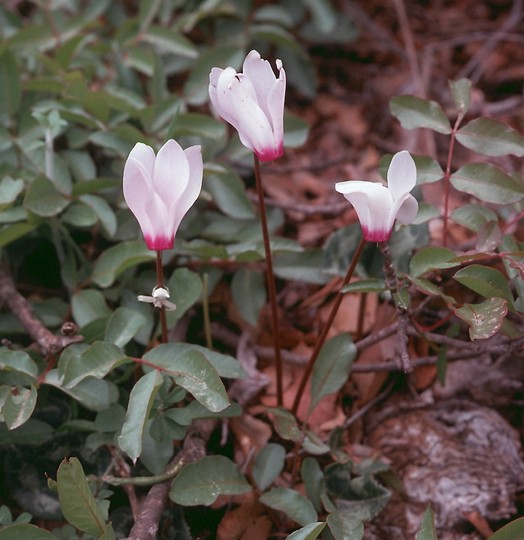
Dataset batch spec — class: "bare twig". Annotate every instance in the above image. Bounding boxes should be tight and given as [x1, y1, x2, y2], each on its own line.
[0, 265, 82, 357]
[122, 419, 215, 540]
[457, 0, 524, 83]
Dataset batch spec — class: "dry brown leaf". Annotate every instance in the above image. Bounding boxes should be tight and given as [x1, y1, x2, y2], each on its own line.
[230, 414, 272, 459]
[217, 492, 269, 540]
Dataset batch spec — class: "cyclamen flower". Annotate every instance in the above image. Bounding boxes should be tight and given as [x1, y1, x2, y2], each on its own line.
[123, 140, 203, 251]
[209, 50, 286, 162]
[335, 150, 418, 242]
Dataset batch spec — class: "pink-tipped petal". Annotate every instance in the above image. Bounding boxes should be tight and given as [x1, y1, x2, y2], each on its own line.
[144, 191, 172, 250]
[387, 150, 417, 198]
[336, 181, 394, 241]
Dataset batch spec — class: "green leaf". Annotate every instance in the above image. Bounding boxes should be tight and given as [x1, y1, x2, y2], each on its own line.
[169, 455, 251, 505]
[252, 443, 286, 491]
[327, 510, 364, 540]
[0, 523, 56, 539]
[409, 247, 459, 278]
[489, 517, 524, 540]
[142, 348, 229, 412]
[284, 112, 310, 149]
[450, 163, 524, 205]
[414, 156, 444, 184]
[275, 249, 328, 284]
[341, 278, 385, 293]
[310, 334, 356, 411]
[0, 177, 24, 210]
[231, 268, 266, 326]
[449, 78, 472, 117]
[260, 487, 317, 527]
[57, 457, 108, 537]
[0, 49, 21, 117]
[302, 457, 324, 512]
[269, 407, 303, 442]
[138, 0, 162, 31]
[23, 177, 69, 217]
[143, 342, 244, 380]
[285, 522, 326, 540]
[91, 240, 156, 288]
[0, 222, 39, 249]
[71, 289, 112, 327]
[2, 385, 37, 430]
[118, 369, 163, 462]
[0, 350, 39, 378]
[141, 25, 198, 57]
[456, 117, 524, 157]
[165, 268, 203, 326]
[45, 370, 118, 411]
[416, 507, 439, 540]
[79, 194, 117, 237]
[451, 204, 498, 232]
[411, 277, 456, 304]
[170, 112, 226, 140]
[60, 342, 126, 388]
[453, 264, 515, 307]
[390, 95, 452, 134]
[324, 463, 390, 519]
[105, 307, 146, 347]
[204, 164, 255, 220]
[451, 297, 508, 340]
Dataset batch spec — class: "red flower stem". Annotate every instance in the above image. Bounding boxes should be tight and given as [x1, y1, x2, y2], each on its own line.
[442, 116, 462, 247]
[156, 250, 168, 344]
[291, 236, 366, 415]
[254, 154, 283, 407]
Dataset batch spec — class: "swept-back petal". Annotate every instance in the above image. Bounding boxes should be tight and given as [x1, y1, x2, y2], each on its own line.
[395, 193, 419, 225]
[387, 150, 417, 199]
[336, 181, 394, 241]
[153, 139, 189, 206]
[169, 145, 203, 238]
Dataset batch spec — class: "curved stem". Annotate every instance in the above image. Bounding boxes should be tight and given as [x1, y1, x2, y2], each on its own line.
[291, 237, 366, 415]
[156, 250, 168, 343]
[253, 155, 283, 406]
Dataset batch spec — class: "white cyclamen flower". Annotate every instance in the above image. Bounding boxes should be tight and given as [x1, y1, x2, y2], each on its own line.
[209, 50, 286, 162]
[335, 150, 418, 242]
[123, 140, 203, 251]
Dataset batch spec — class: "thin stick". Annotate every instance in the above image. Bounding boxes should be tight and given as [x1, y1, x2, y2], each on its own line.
[379, 242, 411, 372]
[254, 154, 283, 406]
[291, 237, 366, 415]
[202, 273, 213, 350]
[156, 251, 168, 343]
